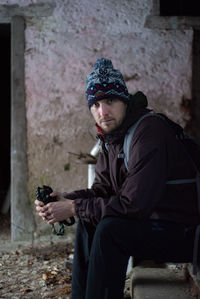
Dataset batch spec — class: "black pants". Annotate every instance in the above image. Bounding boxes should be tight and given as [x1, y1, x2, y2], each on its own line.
[71, 217, 195, 299]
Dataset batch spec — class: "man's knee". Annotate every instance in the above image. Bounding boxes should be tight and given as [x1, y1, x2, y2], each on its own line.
[94, 217, 121, 244]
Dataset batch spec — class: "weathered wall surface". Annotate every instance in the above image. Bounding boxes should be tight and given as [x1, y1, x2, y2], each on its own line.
[3, 1, 193, 226]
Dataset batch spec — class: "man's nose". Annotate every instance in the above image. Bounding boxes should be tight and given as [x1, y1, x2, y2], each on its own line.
[99, 103, 109, 116]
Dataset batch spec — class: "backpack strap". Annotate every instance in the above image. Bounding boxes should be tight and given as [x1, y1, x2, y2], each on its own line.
[123, 113, 154, 170]
[123, 113, 168, 170]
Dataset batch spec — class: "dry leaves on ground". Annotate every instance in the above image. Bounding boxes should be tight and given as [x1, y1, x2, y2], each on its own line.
[0, 242, 73, 299]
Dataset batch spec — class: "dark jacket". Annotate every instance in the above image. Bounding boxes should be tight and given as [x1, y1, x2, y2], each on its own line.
[65, 104, 200, 227]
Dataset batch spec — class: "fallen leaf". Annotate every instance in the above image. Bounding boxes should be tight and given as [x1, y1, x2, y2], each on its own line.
[21, 286, 33, 293]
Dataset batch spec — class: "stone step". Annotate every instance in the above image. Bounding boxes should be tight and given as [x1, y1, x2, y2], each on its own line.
[130, 266, 194, 299]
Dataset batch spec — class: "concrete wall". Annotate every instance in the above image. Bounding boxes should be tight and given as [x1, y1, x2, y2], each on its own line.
[2, 0, 194, 231]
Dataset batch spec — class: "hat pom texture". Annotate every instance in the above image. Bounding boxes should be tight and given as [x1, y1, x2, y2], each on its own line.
[86, 58, 130, 109]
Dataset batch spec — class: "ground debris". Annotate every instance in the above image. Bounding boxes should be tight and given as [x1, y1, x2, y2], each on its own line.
[0, 242, 73, 298]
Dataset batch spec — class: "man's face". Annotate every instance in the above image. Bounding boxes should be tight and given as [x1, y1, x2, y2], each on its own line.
[90, 98, 127, 133]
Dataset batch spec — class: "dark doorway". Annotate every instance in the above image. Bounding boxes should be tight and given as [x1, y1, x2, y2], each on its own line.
[0, 24, 11, 211]
[160, 0, 200, 16]
[190, 30, 200, 144]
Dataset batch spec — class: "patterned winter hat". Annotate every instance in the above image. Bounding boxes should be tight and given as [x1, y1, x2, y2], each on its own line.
[86, 58, 130, 109]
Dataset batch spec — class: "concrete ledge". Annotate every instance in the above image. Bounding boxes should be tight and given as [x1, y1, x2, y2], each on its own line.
[145, 16, 200, 30]
[130, 266, 194, 299]
[0, 3, 56, 20]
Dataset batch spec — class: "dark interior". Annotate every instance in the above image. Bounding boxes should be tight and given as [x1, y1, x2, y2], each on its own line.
[0, 24, 11, 211]
[160, 0, 200, 16]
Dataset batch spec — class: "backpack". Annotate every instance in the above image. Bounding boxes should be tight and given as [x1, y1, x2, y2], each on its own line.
[122, 112, 200, 274]
[123, 113, 199, 175]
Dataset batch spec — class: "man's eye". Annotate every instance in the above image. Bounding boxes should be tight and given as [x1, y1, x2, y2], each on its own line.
[107, 99, 113, 104]
[92, 102, 99, 108]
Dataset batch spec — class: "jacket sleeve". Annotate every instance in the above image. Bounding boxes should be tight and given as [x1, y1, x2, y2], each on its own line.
[62, 149, 114, 201]
[74, 117, 169, 225]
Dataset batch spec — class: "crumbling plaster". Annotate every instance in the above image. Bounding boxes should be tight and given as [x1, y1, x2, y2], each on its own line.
[4, 0, 193, 197]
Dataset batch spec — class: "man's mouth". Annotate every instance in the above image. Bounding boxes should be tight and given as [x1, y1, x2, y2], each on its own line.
[101, 119, 114, 124]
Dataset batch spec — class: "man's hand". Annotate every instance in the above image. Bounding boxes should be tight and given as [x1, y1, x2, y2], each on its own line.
[35, 192, 75, 224]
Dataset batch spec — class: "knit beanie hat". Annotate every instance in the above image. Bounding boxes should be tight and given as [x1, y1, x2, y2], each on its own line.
[86, 58, 130, 109]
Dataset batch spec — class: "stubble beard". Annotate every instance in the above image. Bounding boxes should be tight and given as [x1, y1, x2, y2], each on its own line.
[99, 118, 122, 133]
